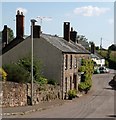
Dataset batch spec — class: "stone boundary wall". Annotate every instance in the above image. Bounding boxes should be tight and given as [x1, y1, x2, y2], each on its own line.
[0, 82, 61, 107]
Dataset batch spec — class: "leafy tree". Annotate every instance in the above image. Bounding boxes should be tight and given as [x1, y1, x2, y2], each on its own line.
[108, 44, 116, 51]
[3, 63, 30, 83]
[0, 27, 14, 43]
[17, 56, 42, 81]
[7, 27, 14, 42]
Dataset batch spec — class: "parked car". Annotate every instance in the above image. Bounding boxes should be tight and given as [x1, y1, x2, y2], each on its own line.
[94, 67, 100, 74]
[99, 66, 109, 73]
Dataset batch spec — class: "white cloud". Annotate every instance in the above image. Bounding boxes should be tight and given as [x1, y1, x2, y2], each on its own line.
[16, 8, 27, 15]
[108, 18, 114, 25]
[73, 6, 110, 17]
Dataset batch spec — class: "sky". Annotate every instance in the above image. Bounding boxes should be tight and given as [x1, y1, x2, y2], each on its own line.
[1, 1, 114, 49]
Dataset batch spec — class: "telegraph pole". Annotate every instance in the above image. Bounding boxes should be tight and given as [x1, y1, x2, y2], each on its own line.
[100, 37, 102, 55]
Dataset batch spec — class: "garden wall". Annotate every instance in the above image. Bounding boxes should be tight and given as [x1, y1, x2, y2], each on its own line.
[0, 81, 61, 107]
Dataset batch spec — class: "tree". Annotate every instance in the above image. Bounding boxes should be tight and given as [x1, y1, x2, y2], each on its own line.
[0, 27, 14, 43]
[108, 44, 116, 51]
[7, 27, 14, 42]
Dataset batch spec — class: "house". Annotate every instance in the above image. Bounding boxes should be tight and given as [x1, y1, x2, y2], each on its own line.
[90, 42, 105, 66]
[1, 10, 90, 99]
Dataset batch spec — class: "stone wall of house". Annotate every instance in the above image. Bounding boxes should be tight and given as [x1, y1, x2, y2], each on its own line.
[0, 81, 61, 107]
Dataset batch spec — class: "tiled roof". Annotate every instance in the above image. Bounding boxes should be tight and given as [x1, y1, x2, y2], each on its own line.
[41, 34, 90, 54]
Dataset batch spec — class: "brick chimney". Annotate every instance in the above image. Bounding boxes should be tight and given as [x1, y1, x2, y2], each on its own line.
[70, 27, 77, 43]
[16, 10, 24, 38]
[33, 25, 41, 38]
[63, 22, 70, 42]
[2, 25, 8, 47]
[91, 42, 95, 54]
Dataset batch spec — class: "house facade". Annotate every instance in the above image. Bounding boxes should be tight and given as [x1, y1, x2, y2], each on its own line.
[2, 11, 90, 99]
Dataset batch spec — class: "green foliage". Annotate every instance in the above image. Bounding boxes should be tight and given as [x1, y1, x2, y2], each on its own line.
[7, 27, 14, 42]
[17, 56, 42, 81]
[68, 89, 77, 99]
[78, 80, 92, 93]
[3, 64, 30, 83]
[78, 59, 94, 93]
[108, 44, 116, 51]
[36, 76, 48, 85]
[0, 27, 14, 43]
[97, 50, 116, 69]
[0, 68, 7, 81]
[48, 79, 57, 85]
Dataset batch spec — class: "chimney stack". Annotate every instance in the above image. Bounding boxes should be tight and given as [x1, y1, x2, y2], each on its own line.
[70, 27, 77, 43]
[16, 10, 24, 38]
[63, 22, 70, 42]
[33, 25, 41, 38]
[91, 42, 95, 54]
[2, 25, 8, 48]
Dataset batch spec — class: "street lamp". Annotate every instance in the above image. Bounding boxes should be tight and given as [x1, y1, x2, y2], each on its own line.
[30, 19, 37, 105]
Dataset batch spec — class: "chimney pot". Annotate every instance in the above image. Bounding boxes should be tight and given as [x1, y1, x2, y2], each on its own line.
[70, 30, 77, 43]
[91, 42, 95, 54]
[2, 25, 8, 48]
[33, 25, 41, 38]
[71, 27, 73, 32]
[16, 10, 24, 38]
[63, 22, 70, 42]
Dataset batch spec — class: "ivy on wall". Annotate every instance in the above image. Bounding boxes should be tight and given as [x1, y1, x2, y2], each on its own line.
[78, 59, 94, 93]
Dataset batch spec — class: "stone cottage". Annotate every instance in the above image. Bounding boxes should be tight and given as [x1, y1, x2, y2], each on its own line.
[1, 10, 90, 99]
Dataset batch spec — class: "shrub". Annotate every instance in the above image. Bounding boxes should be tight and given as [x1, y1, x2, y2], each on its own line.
[3, 64, 30, 83]
[47, 79, 57, 85]
[78, 58, 94, 93]
[17, 56, 42, 81]
[36, 76, 48, 85]
[0, 68, 7, 81]
[68, 89, 77, 99]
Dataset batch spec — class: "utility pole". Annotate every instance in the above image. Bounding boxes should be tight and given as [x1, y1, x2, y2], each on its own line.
[30, 19, 37, 105]
[100, 37, 102, 55]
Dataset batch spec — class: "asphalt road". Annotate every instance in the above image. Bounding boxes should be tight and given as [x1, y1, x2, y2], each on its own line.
[5, 70, 116, 118]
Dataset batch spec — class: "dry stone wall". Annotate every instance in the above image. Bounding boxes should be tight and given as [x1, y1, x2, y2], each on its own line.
[0, 81, 61, 107]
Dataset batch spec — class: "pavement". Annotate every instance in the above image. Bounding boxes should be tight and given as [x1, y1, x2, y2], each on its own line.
[1, 93, 83, 117]
[1, 99, 65, 117]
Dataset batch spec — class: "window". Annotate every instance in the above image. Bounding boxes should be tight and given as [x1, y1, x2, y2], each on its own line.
[70, 76, 72, 90]
[70, 55, 72, 69]
[65, 55, 68, 70]
[65, 77, 67, 93]
[74, 57, 77, 68]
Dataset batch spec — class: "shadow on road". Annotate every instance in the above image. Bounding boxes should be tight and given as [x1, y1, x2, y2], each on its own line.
[107, 114, 116, 118]
[103, 87, 115, 90]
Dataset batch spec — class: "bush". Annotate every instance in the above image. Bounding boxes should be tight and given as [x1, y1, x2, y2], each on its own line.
[68, 89, 77, 99]
[78, 58, 94, 93]
[36, 76, 48, 85]
[47, 79, 57, 85]
[17, 56, 42, 81]
[3, 64, 30, 83]
[78, 80, 92, 93]
[0, 68, 7, 81]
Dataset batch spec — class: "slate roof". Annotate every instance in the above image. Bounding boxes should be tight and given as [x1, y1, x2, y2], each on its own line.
[41, 34, 90, 54]
[2, 33, 90, 55]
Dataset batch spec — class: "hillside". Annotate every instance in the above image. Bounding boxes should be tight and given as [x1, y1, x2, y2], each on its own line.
[97, 50, 116, 69]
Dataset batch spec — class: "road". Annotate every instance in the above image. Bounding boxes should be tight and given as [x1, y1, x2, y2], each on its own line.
[5, 71, 116, 118]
